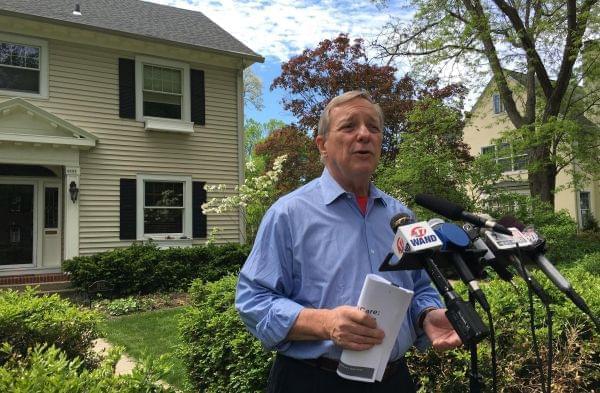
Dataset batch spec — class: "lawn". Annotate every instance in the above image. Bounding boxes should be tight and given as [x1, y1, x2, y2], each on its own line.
[102, 307, 188, 390]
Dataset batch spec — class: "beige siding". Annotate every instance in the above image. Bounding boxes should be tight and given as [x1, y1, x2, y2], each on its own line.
[1, 37, 243, 254]
[463, 79, 600, 224]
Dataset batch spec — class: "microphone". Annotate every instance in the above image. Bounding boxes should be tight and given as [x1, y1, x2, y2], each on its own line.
[388, 213, 489, 346]
[462, 223, 515, 283]
[497, 217, 600, 331]
[482, 226, 553, 305]
[414, 194, 513, 236]
[429, 219, 490, 312]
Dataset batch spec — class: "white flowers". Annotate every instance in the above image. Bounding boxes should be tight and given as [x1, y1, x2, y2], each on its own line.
[201, 154, 288, 215]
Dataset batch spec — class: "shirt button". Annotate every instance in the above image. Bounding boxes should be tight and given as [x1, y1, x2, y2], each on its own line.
[347, 194, 352, 199]
[370, 249, 375, 254]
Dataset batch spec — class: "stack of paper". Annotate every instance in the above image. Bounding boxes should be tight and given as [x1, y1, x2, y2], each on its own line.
[336, 274, 414, 383]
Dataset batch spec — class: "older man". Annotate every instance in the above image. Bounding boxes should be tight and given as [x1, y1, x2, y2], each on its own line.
[236, 91, 461, 393]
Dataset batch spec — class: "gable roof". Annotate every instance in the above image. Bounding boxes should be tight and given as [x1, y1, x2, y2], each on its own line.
[0, 98, 98, 149]
[0, 0, 263, 62]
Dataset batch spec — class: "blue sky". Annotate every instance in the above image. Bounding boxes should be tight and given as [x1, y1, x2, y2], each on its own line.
[147, 1, 415, 125]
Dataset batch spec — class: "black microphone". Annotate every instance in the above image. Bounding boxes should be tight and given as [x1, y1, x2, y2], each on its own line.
[429, 219, 491, 312]
[414, 194, 513, 236]
[463, 223, 515, 283]
[388, 214, 489, 346]
[498, 216, 600, 332]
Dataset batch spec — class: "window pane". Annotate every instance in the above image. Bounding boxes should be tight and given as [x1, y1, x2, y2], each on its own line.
[0, 67, 39, 93]
[145, 181, 183, 207]
[514, 154, 527, 170]
[143, 91, 181, 119]
[493, 94, 500, 114]
[481, 146, 495, 156]
[45, 187, 59, 229]
[497, 157, 512, 172]
[0, 43, 39, 69]
[143, 64, 181, 94]
[144, 208, 183, 234]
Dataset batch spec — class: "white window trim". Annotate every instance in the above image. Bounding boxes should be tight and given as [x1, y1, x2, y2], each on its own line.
[492, 93, 505, 115]
[481, 143, 528, 174]
[0, 33, 49, 99]
[134, 55, 193, 132]
[136, 174, 193, 242]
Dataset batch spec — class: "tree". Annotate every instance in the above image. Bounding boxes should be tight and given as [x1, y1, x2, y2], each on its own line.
[243, 68, 264, 111]
[244, 118, 286, 160]
[376, 97, 498, 213]
[254, 126, 322, 196]
[271, 33, 467, 160]
[375, 0, 600, 206]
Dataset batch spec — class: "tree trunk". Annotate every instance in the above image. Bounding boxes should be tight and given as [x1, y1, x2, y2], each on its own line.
[528, 145, 556, 207]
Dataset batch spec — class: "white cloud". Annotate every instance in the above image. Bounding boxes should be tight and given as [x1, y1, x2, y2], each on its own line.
[146, 0, 409, 61]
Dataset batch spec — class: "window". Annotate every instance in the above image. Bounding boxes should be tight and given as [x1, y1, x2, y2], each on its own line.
[0, 34, 48, 98]
[481, 143, 527, 172]
[44, 187, 59, 229]
[492, 93, 505, 114]
[135, 56, 192, 132]
[579, 191, 591, 228]
[136, 174, 192, 239]
[143, 64, 182, 119]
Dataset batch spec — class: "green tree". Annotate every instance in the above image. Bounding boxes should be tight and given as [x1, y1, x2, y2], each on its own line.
[376, 0, 600, 206]
[243, 68, 264, 111]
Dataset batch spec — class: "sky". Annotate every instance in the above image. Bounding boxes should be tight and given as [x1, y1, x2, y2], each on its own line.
[145, 1, 421, 125]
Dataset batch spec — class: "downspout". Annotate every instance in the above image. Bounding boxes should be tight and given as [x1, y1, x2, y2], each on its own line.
[237, 57, 246, 243]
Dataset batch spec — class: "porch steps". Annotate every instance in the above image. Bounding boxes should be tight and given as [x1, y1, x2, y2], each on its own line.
[0, 273, 77, 296]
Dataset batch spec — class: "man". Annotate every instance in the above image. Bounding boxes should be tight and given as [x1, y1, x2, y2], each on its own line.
[236, 91, 461, 392]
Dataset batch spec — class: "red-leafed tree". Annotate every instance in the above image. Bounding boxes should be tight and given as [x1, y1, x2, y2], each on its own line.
[254, 125, 322, 196]
[271, 33, 468, 161]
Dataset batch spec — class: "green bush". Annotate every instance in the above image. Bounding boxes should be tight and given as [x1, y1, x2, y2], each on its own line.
[0, 343, 175, 392]
[408, 262, 600, 392]
[178, 275, 273, 393]
[176, 259, 599, 392]
[0, 288, 102, 367]
[63, 242, 251, 296]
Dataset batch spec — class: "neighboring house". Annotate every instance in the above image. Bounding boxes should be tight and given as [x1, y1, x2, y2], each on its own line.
[0, 0, 263, 282]
[463, 68, 599, 228]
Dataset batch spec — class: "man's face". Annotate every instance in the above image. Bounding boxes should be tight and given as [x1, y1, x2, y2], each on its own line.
[316, 98, 382, 189]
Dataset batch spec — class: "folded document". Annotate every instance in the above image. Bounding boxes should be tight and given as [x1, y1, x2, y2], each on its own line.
[337, 274, 414, 382]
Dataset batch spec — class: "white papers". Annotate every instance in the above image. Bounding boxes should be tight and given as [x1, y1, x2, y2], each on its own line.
[336, 274, 414, 383]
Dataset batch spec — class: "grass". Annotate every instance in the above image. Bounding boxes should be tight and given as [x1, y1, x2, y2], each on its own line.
[102, 307, 188, 390]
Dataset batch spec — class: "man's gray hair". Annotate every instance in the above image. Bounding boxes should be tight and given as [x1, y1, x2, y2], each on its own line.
[317, 90, 384, 139]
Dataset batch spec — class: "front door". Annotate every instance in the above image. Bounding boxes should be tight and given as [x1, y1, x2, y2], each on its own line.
[0, 184, 35, 266]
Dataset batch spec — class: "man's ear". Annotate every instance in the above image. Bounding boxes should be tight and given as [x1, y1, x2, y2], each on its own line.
[315, 134, 327, 157]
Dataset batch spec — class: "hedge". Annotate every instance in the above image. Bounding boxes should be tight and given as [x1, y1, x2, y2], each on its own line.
[178, 260, 599, 392]
[178, 275, 274, 393]
[63, 242, 251, 296]
[0, 288, 103, 367]
[0, 344, 175, 392]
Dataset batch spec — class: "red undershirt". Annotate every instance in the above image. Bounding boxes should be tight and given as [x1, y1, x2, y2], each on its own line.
[356, 195, 368, 216]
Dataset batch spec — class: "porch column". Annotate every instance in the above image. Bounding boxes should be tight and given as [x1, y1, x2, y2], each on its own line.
[64, 166, 80, 260]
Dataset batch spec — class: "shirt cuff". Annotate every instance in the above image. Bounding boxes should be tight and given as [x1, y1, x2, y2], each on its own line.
[256, 298, 304, 351]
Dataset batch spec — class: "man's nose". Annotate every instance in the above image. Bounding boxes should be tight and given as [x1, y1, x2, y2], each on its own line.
[356, 123, 371, 141]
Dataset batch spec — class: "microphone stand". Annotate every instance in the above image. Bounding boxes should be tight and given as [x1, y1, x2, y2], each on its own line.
[380, 250, 489, 393]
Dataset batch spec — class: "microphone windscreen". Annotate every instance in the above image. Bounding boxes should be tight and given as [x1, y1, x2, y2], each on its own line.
[414, 194, 463, 220]
[390, 212, 413, 231]
[497, 215, 525, 230]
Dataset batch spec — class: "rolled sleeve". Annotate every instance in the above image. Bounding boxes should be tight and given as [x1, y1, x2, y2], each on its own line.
[409, 269, 443, 350]
[235, 206, 301, 350]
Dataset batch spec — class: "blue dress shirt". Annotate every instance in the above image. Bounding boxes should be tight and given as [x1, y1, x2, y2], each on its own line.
[236, 168, 443, 361]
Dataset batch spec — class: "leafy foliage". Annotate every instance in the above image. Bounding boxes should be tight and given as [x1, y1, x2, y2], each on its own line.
[0, 344, 175, 392]
[272, 33, 466, 160]
[62, 242, 250, 296]
[178, 276, 273, 393]
[0, 288, 102, 367]
[254, 125, 322, 197]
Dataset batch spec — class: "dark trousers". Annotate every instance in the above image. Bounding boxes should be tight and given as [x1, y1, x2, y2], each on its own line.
[266, 354, 417, 393]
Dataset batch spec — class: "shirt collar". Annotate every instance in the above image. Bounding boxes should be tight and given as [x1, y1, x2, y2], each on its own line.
[319, 167, 387, 207]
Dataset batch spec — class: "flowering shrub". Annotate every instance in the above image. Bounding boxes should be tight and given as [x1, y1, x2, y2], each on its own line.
[202, 154, 287, 243]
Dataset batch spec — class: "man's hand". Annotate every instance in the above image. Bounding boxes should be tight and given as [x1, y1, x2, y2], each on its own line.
[422, 308, 462, 351]
[324, 306, 385, 351]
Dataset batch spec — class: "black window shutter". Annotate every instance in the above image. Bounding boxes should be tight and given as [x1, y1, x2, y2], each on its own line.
[192, 181, 207, 238]
[190, 69, 205, 125]
[120, 179, 137, 240]
[119, 58, 136, 119]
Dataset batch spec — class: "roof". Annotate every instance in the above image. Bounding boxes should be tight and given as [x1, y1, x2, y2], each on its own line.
[0, 0, 263, 62]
